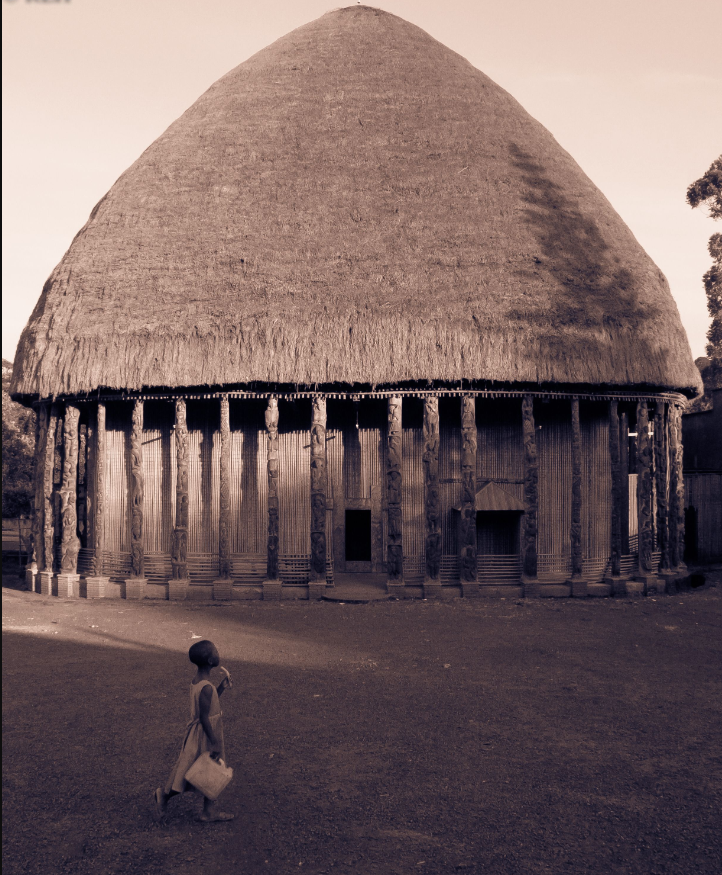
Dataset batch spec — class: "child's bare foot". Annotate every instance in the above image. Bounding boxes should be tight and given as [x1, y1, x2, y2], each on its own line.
[154, 787, 167, 818]
[199, 811, 234, 822]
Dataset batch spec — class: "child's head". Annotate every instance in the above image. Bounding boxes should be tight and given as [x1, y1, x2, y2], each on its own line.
[188, 640, 219, 668]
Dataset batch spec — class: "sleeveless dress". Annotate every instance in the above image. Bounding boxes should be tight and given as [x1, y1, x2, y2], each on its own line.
[165, 679, 225, 794]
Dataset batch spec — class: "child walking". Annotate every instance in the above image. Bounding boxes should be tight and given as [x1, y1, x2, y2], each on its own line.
[155, 639, 234, 822]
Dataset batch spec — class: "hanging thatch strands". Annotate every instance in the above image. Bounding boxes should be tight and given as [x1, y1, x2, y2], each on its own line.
[608, 401, 622, 577]
[423, 397, 441, 582]
[229, 405, 267, 555]
[654, 401, 670, 572]
[439, 413, 461, 560]
[669, 404, 685, 569]
[522, 395, 538, 581]
[218, 396, 231, 579]
[265, 397, 280, 581]
[59, 404, 81, 574]
[129, 400, 144, 578]
[171, 399, 189, 580]
[460, 397, 477, 585]
[581, 408, 611, 563]
[570, 399, 583, 580]
[636, 402, 654, 574]
[537, 403, 571, 575]
[310, 397, 327, 583]
[387, 397, 403, 581]
[141, 402, 174, 554]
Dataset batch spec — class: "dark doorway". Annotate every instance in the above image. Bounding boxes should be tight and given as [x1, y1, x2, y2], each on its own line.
[345, 510, 372, 562]
[684, 506, 698, 564]
[476, 511, 521, 555]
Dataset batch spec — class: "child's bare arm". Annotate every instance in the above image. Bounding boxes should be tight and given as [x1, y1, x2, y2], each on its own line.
[198, 685, 221, 753]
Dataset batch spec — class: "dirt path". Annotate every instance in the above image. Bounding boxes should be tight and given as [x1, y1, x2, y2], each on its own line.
[3, 565, 722, 875]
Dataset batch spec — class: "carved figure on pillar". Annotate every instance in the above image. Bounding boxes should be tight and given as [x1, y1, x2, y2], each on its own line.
[608, 400, 622, 577]
[41, 405, 59, 572]
[636, 402, 653, 574]
[92, 403, 107, 577]
[423, 397, 441, 581]
[386, 396, 403, 581]
[655, 401, 670, 572]
[77, 423, 88, 546]
[218, 395, 231, 579]
[53, 411, 64, 561]
[129, 400, 145, 578]
[31, 404, 49, 574]
[460, 397, 477, 583]
[266, 397, 280, 581]
[59, 404, 81, 574]
[522, 395, 538, 580]
[171, 399, 189, 580]
[668, 404, 685, 569]
[310, 397, 327, 582]
[619, 411, 630, 554]
[570, 398, 583, 579]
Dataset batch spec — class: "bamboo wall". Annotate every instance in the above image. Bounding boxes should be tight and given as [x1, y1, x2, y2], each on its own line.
[89, 395, 648, 586]
[684, 473, 722, 562]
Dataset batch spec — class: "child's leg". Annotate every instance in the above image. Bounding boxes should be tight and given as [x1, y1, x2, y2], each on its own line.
[200, 795, 234, 822]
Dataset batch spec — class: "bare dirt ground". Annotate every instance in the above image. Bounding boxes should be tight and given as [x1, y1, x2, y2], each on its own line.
[3, 559, 722, 875]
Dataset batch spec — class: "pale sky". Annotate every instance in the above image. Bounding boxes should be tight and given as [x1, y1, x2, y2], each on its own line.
[3, 0, 721, 362]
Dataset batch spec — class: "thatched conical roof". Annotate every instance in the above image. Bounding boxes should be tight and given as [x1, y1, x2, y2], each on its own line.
[11, 5, 701, 400]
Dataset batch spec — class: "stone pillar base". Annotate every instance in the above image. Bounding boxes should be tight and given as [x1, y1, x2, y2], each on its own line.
[521, 576, 539, 598]
[124, 577, 147, 599]
[213, 578, 233, 600]
[461, 581, 480, 598]
[423, 580, 442, 599]
[625, 579, 645, 597]
[262, 580, 283, 600]
[633, 573, 659, 595]
[604, 575, 626, 596]
[85, 576, 109, 599]
[657, 571, 685, 594]
[38, 571, 54, 596]
[539, 583, 571, 598]
[569, 577, 587, 598]
[25, 566, 37, 592]
[386, 581, 405, 598]
[56, 573, 80, 598]
[168, 578, 190, 600]
[307, 581, 326, 600]
[586, 582, 612, 598]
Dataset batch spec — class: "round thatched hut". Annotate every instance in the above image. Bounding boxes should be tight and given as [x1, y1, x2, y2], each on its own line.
[12, 6, 701, 601]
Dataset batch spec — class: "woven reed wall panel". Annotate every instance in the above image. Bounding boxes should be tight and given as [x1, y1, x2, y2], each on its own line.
[628, 474, 639, 538]
[142, 401, 175, 554]
[476, 399, 523, 501]
[402, 427, 424, 559]
[104, 403, 131, 554]
[229, 406, 268, 554]
[581, 405, 611, 558]
[277, 400, 311, 555]
[685, 473, 722, 562]
[187, 401, 220, 554]
[536, 402, 572, 559]
[439, 414, 462, 557]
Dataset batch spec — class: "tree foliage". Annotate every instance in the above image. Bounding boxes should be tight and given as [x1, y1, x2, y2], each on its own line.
[2, 359, 35, 519]
[687, 157, 722, 364]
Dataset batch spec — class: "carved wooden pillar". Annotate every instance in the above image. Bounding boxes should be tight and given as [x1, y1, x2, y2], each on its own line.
[460, 397, 478, 595]
[309, 397, 327, 597]
[212, 395, 233, 599]
[264, 397, 281, 597]
[170, 399, 189, 596]
[521, 395, 538, 592]
[53, 411, 64, 567]
[608, 400, 622, 579]
[86, 402, 108, 597]
[636, 401, 654, 578]
[620, 410, 630, 555]
[28, 405, 48, 588]
[655, 401, 670, 572]
[38, 404, 59, 595]
[77, 422, 88, 549]
[668, 404, 685, 570]
[423, 397, 441, 596]
[57, 404, 81, 596]
[570, 398, 584, 593]
[128, 400, 145, 578]
[386, 396, 403, 588]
